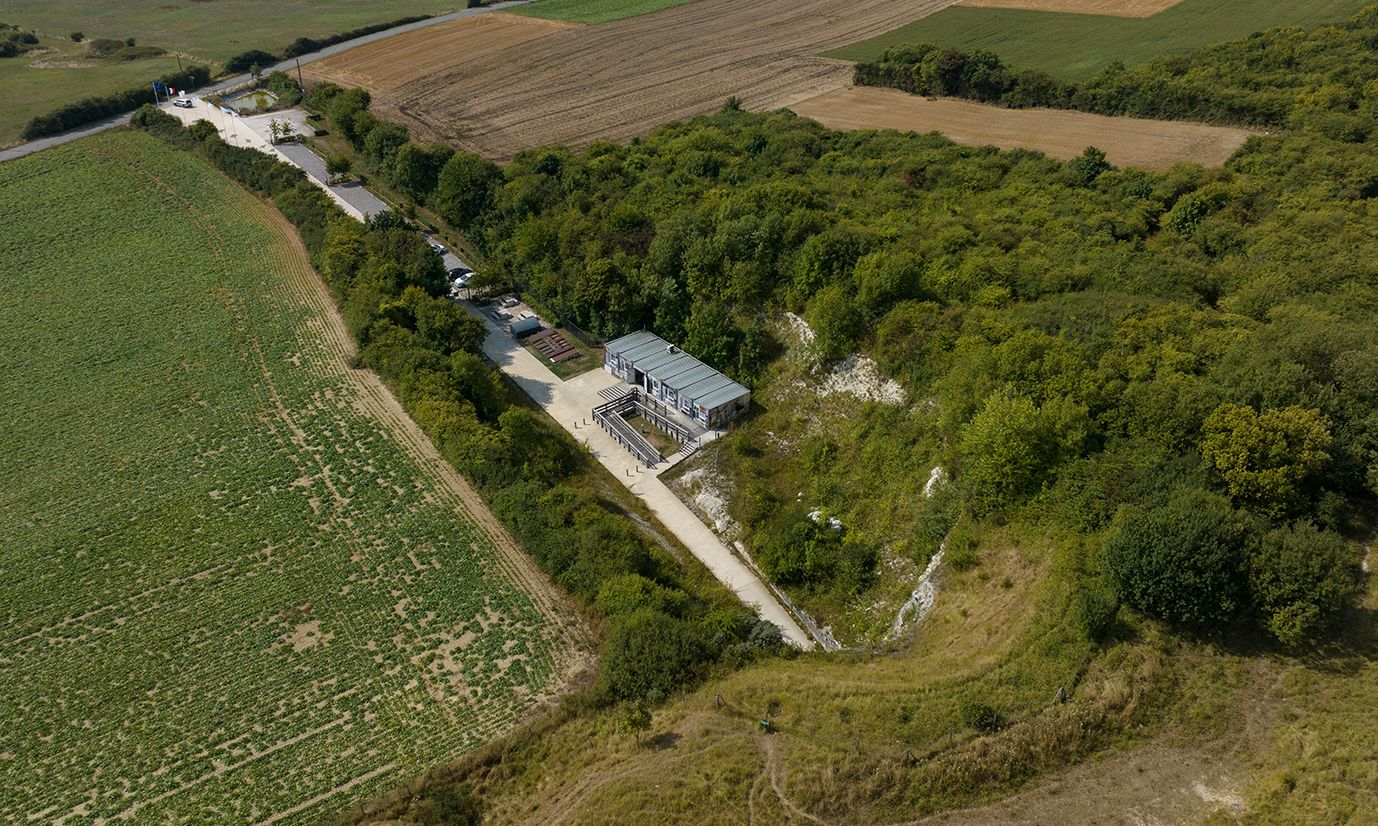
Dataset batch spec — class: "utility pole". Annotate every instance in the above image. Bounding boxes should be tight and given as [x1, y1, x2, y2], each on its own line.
[176, 54, 183, 74]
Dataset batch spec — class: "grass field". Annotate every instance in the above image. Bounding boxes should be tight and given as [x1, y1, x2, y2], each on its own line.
[825, 0, 1375, 80]
[0, 33, 187, 148]
[0, 130, 570, 825]
[0, 0, 456, 147]
[1, 0, 457, 62]
[512, 0, 703, 25]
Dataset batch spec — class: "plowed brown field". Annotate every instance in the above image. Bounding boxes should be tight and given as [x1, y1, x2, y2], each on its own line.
[789, 85, 1256, 170]
[304, 14, 583, 93]
[304, 0, 963, 161]
[957, 0, 1184, 16]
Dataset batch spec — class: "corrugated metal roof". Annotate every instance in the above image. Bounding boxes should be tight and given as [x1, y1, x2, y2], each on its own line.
[605, 330, 749, 408]
[661, 363, 718, 389]
[699, 384, 751, 410]
[681, 373, 733, 399]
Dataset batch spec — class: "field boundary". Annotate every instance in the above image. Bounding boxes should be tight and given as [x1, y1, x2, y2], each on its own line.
[788, 85, 1256, 170]
[256, 197, 597, 700]
[824, 0, 1375, 80]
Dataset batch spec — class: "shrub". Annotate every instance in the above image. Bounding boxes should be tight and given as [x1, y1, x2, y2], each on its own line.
[282, 15, 431, 58]
[112, 45, 165, 62]
[960, 696, 1004, 732]
[22, 63, 211, 139]
[69, 31, 82, 42]
[225, 49, 277, 75]
[1102, 487, 1249, 631]
[595, 609, 711, 703]
[1068, 585, 1119, 642]
[947, 529, 980, 572]
[416, 787, 481, 826]
[1247, 522, 1360, 646]
[82, 38, 123, 56]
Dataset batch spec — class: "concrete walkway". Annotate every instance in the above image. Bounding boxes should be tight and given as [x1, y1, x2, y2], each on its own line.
[154, 99, 388, 221]
[468, 307, 815, 650]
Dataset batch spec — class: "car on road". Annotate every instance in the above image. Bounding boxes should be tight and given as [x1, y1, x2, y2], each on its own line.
[446, 266, 471, 280]
[173, 99, 194, 109]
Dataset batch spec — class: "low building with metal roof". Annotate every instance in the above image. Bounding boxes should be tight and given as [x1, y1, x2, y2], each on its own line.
[604, 331, 751, 429]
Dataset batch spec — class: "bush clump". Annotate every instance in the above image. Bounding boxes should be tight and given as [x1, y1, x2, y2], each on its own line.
[0, 29, 38, 58]
[21, 64, 211, 140]
[225, 48, 277, 74]
[283, 15, 430, 58]
[83, 38, 125, 58]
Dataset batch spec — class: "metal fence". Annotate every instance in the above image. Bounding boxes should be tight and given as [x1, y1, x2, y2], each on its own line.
[593, 396, 661, 469]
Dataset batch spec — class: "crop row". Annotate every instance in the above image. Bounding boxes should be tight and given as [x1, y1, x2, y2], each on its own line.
[0, 133, 560, 825]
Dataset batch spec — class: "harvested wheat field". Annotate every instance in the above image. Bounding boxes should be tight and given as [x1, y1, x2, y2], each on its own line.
[305, 0, 962, 161]
[305, 13, 583, 93]
[790, 85, 1256, 170]
[957, 0, 1185, 16]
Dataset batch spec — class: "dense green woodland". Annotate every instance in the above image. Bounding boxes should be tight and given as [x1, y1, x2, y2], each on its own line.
[299, 43, 1376, 647]
[131, 106, 790, 708]
[857, 4, 1378, 139]
[139, 8, 1378, 669]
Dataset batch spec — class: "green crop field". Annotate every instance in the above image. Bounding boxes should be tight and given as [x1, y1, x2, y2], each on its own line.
[513, 0, 702, 25]
[0, 130, 563, 824]
[825, 0, 1374, 81]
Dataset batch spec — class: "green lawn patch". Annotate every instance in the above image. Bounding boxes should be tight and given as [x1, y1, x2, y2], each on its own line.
[825, 0, 1374, 81]
[512, 0, 704, 25]
[0, 130, 559, 824]
[0, 0, 455, 145]
[0, 34, 185, 147]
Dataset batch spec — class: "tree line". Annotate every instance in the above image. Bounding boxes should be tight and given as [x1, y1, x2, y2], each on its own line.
[303, 73, 1378, 645]
[131, 104, 789, 704]
[854, 5, 1378, 141]
[21, 63, 212, 140]
[17, 13, 429, 142]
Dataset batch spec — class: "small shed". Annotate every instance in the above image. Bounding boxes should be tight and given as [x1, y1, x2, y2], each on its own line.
[603, 331, 750, 428]
[511, 314, 541, 338]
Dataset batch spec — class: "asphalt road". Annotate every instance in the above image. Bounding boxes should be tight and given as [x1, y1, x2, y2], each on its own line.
[0, 0, 536, 164]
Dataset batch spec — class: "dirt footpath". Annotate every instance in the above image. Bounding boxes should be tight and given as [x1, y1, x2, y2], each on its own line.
[310, 0, 961, 162]
[958, 0, 1185, 16]
[789, 85, 1256, 170]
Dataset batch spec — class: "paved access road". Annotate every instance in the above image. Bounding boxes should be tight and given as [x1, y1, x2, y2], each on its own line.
[465, 304, 817, 650]
[0, 0, 537, 164]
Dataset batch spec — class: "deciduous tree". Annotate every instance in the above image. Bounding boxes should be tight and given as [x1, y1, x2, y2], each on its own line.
[1200, 403, 1331, 512]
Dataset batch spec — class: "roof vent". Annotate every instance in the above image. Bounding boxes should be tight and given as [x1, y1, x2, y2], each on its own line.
[667, 344, 678, 354]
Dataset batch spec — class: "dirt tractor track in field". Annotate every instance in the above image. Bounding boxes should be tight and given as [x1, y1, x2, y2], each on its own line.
[307, 0, 965, 162]
[305, 0, 1249, 168]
